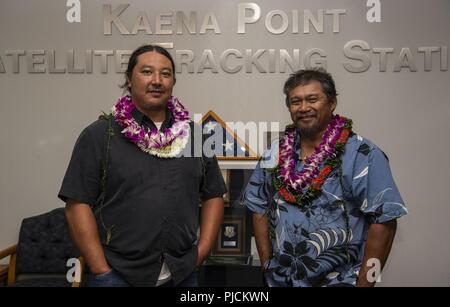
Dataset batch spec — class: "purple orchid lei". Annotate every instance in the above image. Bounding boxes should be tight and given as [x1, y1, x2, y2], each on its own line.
[113, 95, 190, 158]
[278, 114, 347, 193]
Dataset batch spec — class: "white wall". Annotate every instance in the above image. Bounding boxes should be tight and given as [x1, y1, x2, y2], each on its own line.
[1, 0, 449, 286]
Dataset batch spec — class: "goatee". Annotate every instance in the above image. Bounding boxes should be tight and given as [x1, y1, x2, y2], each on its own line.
[299, 126, 321, 140]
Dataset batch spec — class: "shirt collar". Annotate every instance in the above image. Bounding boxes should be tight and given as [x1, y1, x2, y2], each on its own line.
[131, 107, 174, 131]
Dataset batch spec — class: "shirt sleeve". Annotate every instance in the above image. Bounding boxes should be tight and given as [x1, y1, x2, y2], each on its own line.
[200, 155, 228, 201]
[351, 145, 407, 224]
[242, 139, 279, 214]
[58, 124, 104, 208]
[242, 160, 272, 214]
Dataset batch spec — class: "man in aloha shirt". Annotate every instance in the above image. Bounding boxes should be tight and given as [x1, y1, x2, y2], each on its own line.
[243, 69, 407, 287]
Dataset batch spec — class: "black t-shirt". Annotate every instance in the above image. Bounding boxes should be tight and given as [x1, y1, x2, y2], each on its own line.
[58, 108, 227, 286]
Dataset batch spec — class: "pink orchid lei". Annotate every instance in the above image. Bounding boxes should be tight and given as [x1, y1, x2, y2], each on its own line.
[273, 115, 353, 206]
[112, 95, 190, 158]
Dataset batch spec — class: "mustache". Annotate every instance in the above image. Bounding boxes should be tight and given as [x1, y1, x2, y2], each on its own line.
[147, 86, 165, 92]
[295, 112, 317, 119]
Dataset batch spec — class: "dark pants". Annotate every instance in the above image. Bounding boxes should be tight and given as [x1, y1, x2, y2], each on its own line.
[85, 270, 198, 287]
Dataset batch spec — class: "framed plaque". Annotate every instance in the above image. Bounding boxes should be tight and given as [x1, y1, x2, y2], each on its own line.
[213, 215, 246, 255]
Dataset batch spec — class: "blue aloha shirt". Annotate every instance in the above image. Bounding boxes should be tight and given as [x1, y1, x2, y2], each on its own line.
[243, 132, 407, 287]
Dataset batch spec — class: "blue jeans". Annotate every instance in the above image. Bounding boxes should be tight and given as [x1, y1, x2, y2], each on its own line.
[85, 269, 131, 287]
[85, 270, 198, 287]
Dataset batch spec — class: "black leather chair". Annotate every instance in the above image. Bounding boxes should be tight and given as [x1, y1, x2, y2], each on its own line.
[0, 208, 81, 287]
